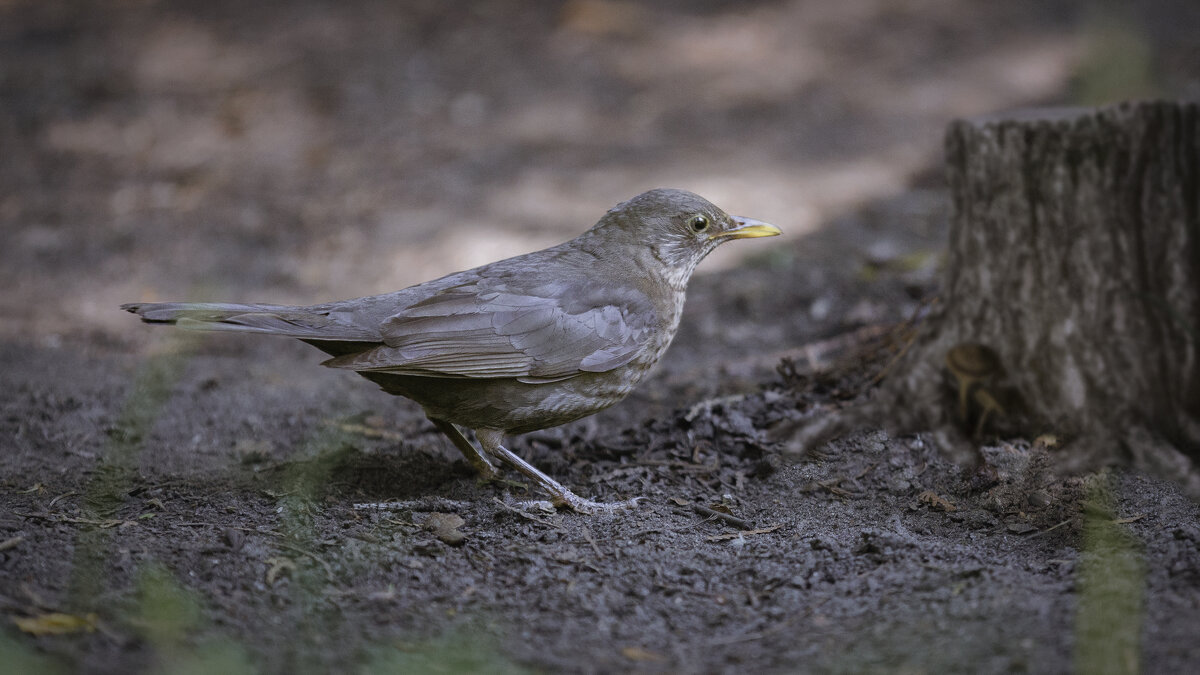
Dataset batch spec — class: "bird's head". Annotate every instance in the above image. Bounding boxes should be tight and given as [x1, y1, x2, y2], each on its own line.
[594, 188, 781, 287]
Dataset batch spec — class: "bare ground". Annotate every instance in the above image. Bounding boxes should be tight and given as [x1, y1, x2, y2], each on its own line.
[3, 1, 1200, 673]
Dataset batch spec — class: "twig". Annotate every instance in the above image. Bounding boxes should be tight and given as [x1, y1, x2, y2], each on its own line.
[1029, 519, 1074, 539]
[275, 541, 335, 580]
[690, 504, 753, 530]
[814, 479, 853, 497]
[48, 491, 78, 508]
[580, 526, 603, 559]
[0, 536, 26, 552]
[13, 512, 131, 528]
[853, 462, 879, 480]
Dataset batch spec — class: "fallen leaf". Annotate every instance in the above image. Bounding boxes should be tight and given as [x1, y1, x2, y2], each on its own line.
[669, 497, 690, 506]
[917, 490, 957, 512]
[706, 524, 783, 542]
[13, 612, 98, 636]
[423, 512, 466, 546]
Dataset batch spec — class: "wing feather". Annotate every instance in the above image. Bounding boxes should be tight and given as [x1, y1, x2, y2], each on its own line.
[322, 279, 656, 379]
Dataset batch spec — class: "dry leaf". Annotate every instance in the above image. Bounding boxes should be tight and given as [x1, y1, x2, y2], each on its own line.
[424, 512, 466, 546]
[706, 524, 783, 542]
[918, 490, 957, 512]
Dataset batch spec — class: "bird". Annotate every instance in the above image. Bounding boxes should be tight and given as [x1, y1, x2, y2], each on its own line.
[122, 188, 781, 513]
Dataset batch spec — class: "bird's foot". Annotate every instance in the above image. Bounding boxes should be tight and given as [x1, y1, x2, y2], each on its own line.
[476, 431, 642, 514]
[569, 495, 644, 515]
[518, 492, 648, 511]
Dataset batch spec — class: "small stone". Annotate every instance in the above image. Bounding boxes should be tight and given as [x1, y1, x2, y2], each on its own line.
[1028, 491, 1052, 508]
[423, 512, 467, 546]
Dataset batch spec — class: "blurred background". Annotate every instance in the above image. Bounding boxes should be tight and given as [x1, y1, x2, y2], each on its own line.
[1, 0, 1197, 346]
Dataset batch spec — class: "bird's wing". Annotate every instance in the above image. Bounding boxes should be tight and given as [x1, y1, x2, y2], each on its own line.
[321, 279, 657, 382]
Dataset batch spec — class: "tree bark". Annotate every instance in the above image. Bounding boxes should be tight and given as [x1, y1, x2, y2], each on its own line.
[878, 101, 1200, 482]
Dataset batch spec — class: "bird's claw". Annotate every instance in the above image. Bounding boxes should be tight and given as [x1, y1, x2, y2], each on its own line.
[511, 494, 642, 515]
[550, 493, 644, 515]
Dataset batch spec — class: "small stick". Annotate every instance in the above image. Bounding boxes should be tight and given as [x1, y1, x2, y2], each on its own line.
[275, 541, 335, 580]
[580, 526, 603, 559]
[1029, 519, 1074, 538]
[690, 504, 753, 530]
[0, 536, 26, 552]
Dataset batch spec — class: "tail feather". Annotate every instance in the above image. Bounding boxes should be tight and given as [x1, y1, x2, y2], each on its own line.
[121, 302, 289, 324]
[120, 302, 379, 341]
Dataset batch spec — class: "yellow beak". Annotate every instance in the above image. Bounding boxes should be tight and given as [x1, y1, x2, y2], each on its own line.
[713, 216, 782, 240]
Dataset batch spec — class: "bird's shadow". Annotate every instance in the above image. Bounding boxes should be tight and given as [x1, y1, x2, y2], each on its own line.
[265, 441, 478, 503]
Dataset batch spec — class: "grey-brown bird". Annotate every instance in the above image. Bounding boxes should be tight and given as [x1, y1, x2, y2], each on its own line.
[123, 189, 780, 512]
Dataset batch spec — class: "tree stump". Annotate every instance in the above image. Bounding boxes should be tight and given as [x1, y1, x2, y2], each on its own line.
[877, 101, 1200, 487]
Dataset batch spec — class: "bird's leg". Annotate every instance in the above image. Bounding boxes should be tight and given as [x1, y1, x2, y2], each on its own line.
[475, 429, 640, 514]
[428, 417, 499, 481]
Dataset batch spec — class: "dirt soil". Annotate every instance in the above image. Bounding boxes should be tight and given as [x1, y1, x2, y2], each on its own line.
[3, 1, 1200, 673]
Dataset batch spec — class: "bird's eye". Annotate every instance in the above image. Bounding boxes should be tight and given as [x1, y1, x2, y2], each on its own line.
[689, 215, 710, 233]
